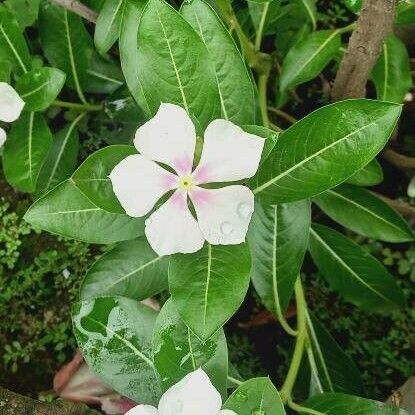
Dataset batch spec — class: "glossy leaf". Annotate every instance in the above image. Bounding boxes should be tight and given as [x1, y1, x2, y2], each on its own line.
[71, 145, 136, 213]
[372, 34, 412, 103]
[314, 184, 414, 243]
[36, 119, 81, 196]
[346, 159, 383, 186]
[306, 314, 365, 396]
[303, 393, 407, 414]
[309, 224, 406, 312]
[152, 299, 228, 397]
[0, 5, 31, 75]
[94, 0, 127, 55]
[182, 0, 256, 125]
[3, 112, 52, 193]
[121, 0, 220, 130]
[253, 100, 401, 204]
[224, 378, 286, 415]
[344, 0, 361, 13]
[73, 296, 161, 405]
[169, 243, 251, 340]
[80, 237, 169, 300]
[15, 67, 66, 111]
[280, 30, 340, 92]
[24, 180, 144, 244]
[39, 0, 91, 102]
[248, 200, 310, 315]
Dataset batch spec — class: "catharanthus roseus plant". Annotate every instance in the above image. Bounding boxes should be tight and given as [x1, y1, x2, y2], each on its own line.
[1, 0, 414, 413]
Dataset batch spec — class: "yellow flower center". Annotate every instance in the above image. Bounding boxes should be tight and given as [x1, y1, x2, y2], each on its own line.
[178, 175, 194, 191]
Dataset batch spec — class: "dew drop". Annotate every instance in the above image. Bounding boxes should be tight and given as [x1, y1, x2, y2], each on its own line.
[221, 221, 233, 235]
[238, 203, 253, 219]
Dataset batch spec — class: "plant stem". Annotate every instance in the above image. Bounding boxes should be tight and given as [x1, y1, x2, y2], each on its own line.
[268, 107, 298, 125]
[255, 2, 269, 51]
[258, 71, 271, 128]
[280, 278, 307, 403]
[337, 22, 356, 34]
[53, 100, 102, 112]
[50, 0, 97, 23]
[288, 399, 325, 415]
[227, 376, 243, 386]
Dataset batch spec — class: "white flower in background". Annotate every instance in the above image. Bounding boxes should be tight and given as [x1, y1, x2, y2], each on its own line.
[125, 369, 237, 415]
[0, 82, 25, 147]
[110, 103, 264, 256]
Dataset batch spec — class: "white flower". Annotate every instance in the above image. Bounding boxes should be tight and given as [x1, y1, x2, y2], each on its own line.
[110, 103, 264, 256]
[125, 369, 237, 415]
[0, 82, 25, 147]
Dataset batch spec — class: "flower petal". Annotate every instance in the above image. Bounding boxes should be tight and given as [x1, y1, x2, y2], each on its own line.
[159, 369, 221, 415]
[134, 103, 196, 175]
[0, 82, 25, 122]
[0, 127, 6, 148]
[190, 185, 254, 245]
[193, 119, 264, 184]
[145, 191, 205, 256]
[125, 405, 159, 415]
[109, 154, 177, 217]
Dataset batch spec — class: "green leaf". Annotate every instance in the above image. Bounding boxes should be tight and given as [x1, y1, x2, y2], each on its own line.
[73, 296, 161, 405]
[0, 5, 32, 75]
[372, 34, 412, 103]
[182, 0, 256, 125]
[306, 314, 365, 396]
[3, 112, 52, 193]
[72, 145, 136, 213]
[346, 159, 383, 186]
[39, 0, 91, 102]
[313, 184, 414, 243]
[169, 243, 251, 340]
[4, 0, 40, 29]
[280, 30, 340, 92]
[295, 0, 317, 30]
[24, 180, 144, 244]
[248, 0, 286, 36]
[15, 67, 66, 111]
[80, 237, 169, 300]
[94, 0, 126, 55]
[36, 118, 81, 196]
[121, 0, 220, 130]
[253, 100, 402, 204]
[224, 378, 286, 415]
[153, 299, 228, 398]
[396, 2, 415, 25]
[248, 200, 310, 315]
[309, 224, 406, 312]
[302, 393, 408, 414]
[344, 0, 361, 13]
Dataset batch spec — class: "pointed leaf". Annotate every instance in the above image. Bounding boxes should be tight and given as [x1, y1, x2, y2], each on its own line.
[121, 0, 220, 130]
[80, 237, 169, 300]
[372, 34, 412, 103]
[169, 243, 251, 340]
[224, 378, 286, 415]
[15, 67, 66, 111]
[24, 180, 144, 244]
[309, 224, 406, 312]
[248, 200, 310, 314]
[280, 30, 340, 92]
[73, 296, 161, 405]
[152, 299, 228, 398]
[253, 100, 402, 204]
[0, 5, 31, 75]
[181, 0, 256, 124]
[302, 393, 408, 415]
[346, 159, 383, 187]
[3, 112, 52, 193]
[314, 184, 414, 243]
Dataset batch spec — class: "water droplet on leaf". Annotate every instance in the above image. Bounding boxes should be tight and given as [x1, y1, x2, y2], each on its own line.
[238, 203, 253, 219]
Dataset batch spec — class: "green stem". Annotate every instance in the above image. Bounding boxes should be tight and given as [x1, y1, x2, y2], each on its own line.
[268, 107, 298, 125]
[280, 278, 307, 403]
[288, 399, 325, 415]
[227, 376, 243, 386]
[337, 22, 356, 35]
[255, 2, 269, 51]
[258, 71, 271, 128]
[53, 100, 102, 112]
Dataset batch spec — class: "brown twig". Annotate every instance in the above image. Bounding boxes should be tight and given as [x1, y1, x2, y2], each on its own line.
[51, 0, 97, 23]
[331, 0, 397, 100]
[383, 148, 415, 169]
[0, 386, 101, 415]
